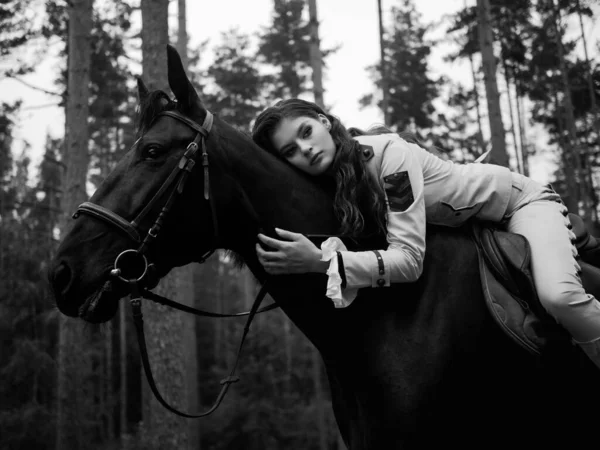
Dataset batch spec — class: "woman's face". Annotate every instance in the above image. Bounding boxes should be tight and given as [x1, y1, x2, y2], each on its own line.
[270, 114, 336, 176]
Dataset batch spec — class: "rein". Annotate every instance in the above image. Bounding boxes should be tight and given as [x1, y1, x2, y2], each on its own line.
[73, 109, 279, 418]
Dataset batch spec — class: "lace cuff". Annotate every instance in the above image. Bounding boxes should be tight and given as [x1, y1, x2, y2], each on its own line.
[320, 237, 359, 308]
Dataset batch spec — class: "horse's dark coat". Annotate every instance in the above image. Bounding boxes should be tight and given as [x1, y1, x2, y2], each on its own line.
[49, 46, 599, 449]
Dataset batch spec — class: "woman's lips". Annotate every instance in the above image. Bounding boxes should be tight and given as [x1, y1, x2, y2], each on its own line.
[310, 152, 322, 165]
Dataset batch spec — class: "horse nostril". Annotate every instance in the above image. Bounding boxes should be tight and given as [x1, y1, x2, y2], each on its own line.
[52, 261, 73, 297]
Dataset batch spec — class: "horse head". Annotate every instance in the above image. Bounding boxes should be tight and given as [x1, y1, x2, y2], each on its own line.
[49, 45, 339, 326]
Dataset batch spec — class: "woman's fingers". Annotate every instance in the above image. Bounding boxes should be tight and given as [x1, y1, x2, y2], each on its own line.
[274, 228, 302, 240]
[264, 265, 283, 275]
[255, 244, 293, 275]
[257, 233, 288, 250]
[257, 229, 305, 250]
[256, 244, 284, 263]
[255, 249, 284, 274]
[256, 229, 311, 275]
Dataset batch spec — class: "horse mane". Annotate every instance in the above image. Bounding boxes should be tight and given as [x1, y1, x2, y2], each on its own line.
[136, 90, 178, 137]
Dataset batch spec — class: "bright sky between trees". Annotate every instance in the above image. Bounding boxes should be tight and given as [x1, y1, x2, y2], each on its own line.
[2, 0, 598, 184]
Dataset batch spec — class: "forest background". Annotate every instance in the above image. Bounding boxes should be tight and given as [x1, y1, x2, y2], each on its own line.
[1, 0, 599, 449]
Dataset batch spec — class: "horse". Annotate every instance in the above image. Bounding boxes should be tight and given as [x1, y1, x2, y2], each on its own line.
[49, 45, 600, 449]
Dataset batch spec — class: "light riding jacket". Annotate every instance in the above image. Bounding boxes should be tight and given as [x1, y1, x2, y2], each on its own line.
[322, 132, 514, 307]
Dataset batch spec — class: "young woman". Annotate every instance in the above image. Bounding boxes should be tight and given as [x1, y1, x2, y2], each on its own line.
[251, 98, 600, 369]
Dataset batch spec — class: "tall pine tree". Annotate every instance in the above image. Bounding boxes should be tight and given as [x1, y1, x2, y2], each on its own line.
[55, 1, 93, 449]
[202, 29, 270, 130]
[361, 0, 439, 131]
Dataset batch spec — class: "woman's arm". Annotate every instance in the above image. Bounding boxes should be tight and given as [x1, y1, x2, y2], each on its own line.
[337, 135, 426, 288]
[256, 135, 427, 289]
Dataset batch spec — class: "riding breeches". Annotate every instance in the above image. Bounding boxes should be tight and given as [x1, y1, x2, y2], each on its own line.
[504, 173, 600, 344]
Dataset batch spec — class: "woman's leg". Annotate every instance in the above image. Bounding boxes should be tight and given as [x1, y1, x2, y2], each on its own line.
[507, 198, 600, 368]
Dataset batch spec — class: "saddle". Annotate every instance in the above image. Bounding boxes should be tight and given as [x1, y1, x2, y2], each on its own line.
[473, 214, 600, 355]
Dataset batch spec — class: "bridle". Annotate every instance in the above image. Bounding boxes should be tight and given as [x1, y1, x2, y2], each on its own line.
[75, 110, 218, 261]
[73, 109, 277, 418]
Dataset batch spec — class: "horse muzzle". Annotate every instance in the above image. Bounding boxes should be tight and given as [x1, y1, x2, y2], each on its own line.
[50, 260, 79, 317]
[49, 249, 157, 322]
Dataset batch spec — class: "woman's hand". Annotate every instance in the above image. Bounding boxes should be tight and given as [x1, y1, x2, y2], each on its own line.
[256, 228, 329, 275]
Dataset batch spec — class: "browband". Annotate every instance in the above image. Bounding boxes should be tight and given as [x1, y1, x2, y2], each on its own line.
[159, 110, 213, 136]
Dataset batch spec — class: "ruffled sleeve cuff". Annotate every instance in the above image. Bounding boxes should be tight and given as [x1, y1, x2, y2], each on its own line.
[320, 237, 359, 308]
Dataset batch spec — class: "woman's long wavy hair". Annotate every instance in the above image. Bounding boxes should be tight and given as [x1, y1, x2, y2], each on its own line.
[251, 99, 388, 239]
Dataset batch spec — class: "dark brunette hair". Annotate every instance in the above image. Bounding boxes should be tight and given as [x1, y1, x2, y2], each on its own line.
[252, 99, 387, 238]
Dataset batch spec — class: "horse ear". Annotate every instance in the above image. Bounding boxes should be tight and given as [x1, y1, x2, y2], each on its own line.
[166, 44, 201, 112]
[136, 77, 149, 104]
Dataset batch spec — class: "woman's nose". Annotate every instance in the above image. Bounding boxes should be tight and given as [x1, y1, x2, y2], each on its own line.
[297, 141, 312, 154]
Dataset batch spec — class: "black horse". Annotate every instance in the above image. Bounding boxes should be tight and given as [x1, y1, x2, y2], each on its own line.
[49, 46, 600, 449]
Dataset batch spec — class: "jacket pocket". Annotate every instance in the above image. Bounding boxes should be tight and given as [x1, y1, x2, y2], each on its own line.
[432, 202, 481, 227]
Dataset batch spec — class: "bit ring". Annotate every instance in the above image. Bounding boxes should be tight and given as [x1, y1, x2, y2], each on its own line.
[111, 249, 148, 283]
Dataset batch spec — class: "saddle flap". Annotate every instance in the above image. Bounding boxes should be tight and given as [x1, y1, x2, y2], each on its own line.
[488, 230, 530, 272]
[476, 249, 545, 355]
[479, 228, 534, 301]
[472, 224, 569, 355]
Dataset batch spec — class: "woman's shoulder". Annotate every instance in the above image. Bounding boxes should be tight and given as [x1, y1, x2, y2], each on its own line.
[353, 132, 404, 149]
[354, 132, 450, 164]
[352, 133, 411, 165]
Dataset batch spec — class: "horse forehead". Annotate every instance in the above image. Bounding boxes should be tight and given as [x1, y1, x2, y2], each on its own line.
[145, 115, 196, 140]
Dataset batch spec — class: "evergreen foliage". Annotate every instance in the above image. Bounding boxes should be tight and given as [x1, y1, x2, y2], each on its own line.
[361, 0, 439, 131]
[258, 0, 337, 100]
[200, 29, 271, 130]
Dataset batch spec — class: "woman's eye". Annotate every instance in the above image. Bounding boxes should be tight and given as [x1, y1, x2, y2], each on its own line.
[303, 126, 312, 138]
[283, 147, 296, 158]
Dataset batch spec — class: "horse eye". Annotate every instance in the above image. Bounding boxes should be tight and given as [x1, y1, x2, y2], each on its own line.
[142, 145, 163, 160]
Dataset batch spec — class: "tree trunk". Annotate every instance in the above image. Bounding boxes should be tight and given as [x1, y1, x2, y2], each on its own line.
[312, 349, 327, 450]
[576, 0, 598, 222]
[55, 1, 93, 449]
[139, 1, 196, 448]
[576, 0, 600, 127]
[242, 267, 255, 310]
[181, 264, 199, 449]
[551, 0, 584, 216]
[377, 0, 390, 125]
[308, 0, 324, 108]
[464, 0, 485, 155]
[140, 270, 195, 448]
[501, 57, 521, 173]
[469, 56, 486, 156]
[106, 321, 115, 440]
[552, 87, 579, 212]
[176, 0, 189, 69]
[515, 90, 530, 177]
[283, 315, 292, 391]
[101, 135, 115, 443]
[119, 299, 128, 448]
[215, 258, 224, 364]
[141, 0, 169, 93]
[504, 4, 529, 177]
[176, 3, 199, 446]
[476, 0, 509, 167]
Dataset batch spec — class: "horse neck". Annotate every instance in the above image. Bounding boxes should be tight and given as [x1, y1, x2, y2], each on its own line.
[210, 126, 340, 351]
[214, 126, 337, 238]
